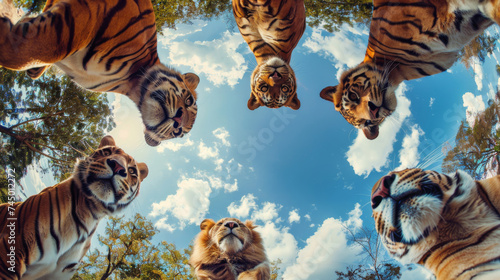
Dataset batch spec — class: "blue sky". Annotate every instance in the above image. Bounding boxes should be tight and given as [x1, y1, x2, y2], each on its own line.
[22, 18, 500, 279]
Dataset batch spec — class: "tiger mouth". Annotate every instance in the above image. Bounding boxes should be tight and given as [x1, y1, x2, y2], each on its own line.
[380, 186, 443, 245]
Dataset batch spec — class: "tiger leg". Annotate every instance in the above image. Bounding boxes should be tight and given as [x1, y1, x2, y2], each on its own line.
[0, 0, 96, 72]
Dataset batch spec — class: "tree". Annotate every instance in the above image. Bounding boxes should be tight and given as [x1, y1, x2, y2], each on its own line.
[459, 33, 499, 68]
[336, 226, 401, 280]
[71, 214, 195, 280]
[270, 258, 282, 280]
[0, 68, 115, 181]
[442, 94, 500, 179]
[304, 0, 373, 33]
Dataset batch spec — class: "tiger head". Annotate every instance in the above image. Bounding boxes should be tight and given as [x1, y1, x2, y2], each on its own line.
[248, 57, 300, 110]
[371, 168, 475, 264]
[137, 64, 200, 146]
[75, 135, 149, 214]
[320, 62, 397, 140]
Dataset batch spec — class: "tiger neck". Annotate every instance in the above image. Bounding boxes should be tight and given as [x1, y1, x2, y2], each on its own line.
[476, 176, 500, 216]
[106, 59, 162, 107]
[256, 54, 291, 65]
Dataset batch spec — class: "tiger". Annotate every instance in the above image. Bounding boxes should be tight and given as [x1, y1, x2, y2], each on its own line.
[0, 0, 200, 146]
[190, 218, 270, 280]
[0, 135, 148, 280]
[320, 0, 499, 140]
[232, 0, 305, 110]
[371, 168, 500, 280]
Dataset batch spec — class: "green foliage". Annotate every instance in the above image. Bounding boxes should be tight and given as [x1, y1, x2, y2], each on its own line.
[336, 263, 401, 280]
[71, 214, 195, 280]
[270, 258, 282, 280]
[304, 0, 373, 32]
[336, 226, 402, 280]
[0, 68, 115, 181]
[460, 33, 500, 68]
[442, 95, 500, 179]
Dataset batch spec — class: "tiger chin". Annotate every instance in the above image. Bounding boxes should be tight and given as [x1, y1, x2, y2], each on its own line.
[0, 0, 200, 146]
[0, 135, 148, 280]
[233, 0, 306, 111]
[320, 0, 500, 140]
[190, 218, 270, 280]
[371, 168, 500, 280]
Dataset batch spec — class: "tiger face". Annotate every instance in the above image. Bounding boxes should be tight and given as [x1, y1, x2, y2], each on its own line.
[202, 218, 255, 255]
[320, 62, 397, 140]
[371, 168, 474, 264]
[248, 57, 300, 110]
[75, 135, 148, 213]
[138, 65, 200, 146]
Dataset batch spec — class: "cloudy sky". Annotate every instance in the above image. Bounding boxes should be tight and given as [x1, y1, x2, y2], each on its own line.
[22, 17, 500, 279]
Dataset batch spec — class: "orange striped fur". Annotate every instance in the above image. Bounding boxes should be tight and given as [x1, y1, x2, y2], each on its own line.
[0, 0, 200, 146]
[0, 136, 148, 279]
[233, 0, 305, 110]
[320, 0, 499, 140]
[371, 169, 500, 279]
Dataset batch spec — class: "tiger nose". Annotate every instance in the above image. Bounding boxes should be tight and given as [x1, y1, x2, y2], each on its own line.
[371, 174, 395, 209]
[225, 221, 238, 229]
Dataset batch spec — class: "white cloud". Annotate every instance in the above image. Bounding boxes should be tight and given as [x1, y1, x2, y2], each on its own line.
[396, 125, 424, 171]
[158, 20, 207, 46]
[213, 127, 231, 146]
[288, 209, 300, 224]
[23, 165, 47, 195]
[462, 92, 485, 127]
[304, 214, 311, 221]
[400, 264, 435, 280]
[255, 222, 299, 267]
[157, 137, 194, 153]
[346, 83, 412, 177]
[149, 178, 211, 229]
[205, 175, 238, 193]
[198, 141, 219, 160]
[469, 57, 483, 91]
[252, 202, 282, 223]
[154, 217, 176, 233]
[108, 95, 145, 150]
[303, 25, 368, 80]
[282, 204, 364, 280]
[227, 194, 258, 219]
[429, 97, 435, 108]
[162, 30, 247, 87]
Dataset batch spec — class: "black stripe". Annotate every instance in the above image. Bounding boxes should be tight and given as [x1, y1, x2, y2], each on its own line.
[34, 196, 44, 260]
[63, 3, 75, 57]
[82, 0, 128, 70]
[476, 182, 500, 219]
[48, 191, 61, 253]
[454, 11, 463, 31]
[70, 181, 88, 235]
[441, 225, 500, 265]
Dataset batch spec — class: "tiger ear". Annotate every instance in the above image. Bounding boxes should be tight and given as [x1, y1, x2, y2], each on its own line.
[183, 73, 200, 92]
[200, 219, 215, 231]
[248, 94, 261, 110]
[137, 162, 149, 182]
[285, 94, 300, 110]
[99, 135, 116, 148]
[320, 86, 342, 111]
